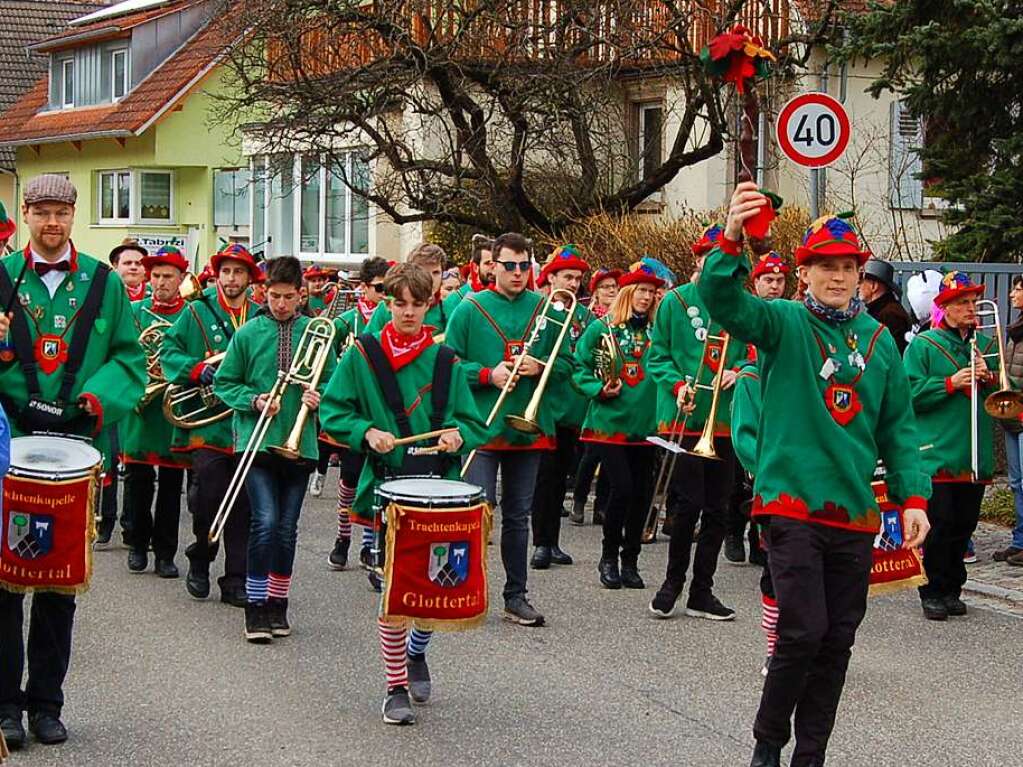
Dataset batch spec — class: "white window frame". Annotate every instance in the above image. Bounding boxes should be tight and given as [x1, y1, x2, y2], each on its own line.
[137, 170, 175, 225]
[97, 169, 176, 225]
[60, 58, 75, 109]
[98, 170, 131, 224]
[637, 102, 664, 182]
[111, 48, 129, 102]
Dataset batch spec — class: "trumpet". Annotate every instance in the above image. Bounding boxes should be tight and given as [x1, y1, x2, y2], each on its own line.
[971, 300, 1023, 480]
[642, 331, 730, 542]
[162, 352, 230, 429]
[322, 278, 359, 320]
[209, 317, 337, 544]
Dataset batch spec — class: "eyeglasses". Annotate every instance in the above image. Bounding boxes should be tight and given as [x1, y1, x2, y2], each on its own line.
[496, 260, 532, 273]
[367, 282, 385, 290]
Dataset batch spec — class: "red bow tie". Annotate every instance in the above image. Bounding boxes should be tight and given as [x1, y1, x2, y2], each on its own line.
[34, 261, 70, 276]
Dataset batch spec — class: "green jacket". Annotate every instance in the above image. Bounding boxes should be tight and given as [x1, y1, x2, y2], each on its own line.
[160, 287, 259, 453]
[365, 291, 462, 336]
[648, 282, 749, 437]
[214, 313, 337, 462]
[573, 316, 657, 443]
[730, 359, 762, 475]
[319, 333, 489, 519]
[550, 301, 596, 428]
[904, 327, 996, 482]
[444, 288, 573, 449]
[0, 248, 145, 468]
[698, 245, 931, 534]
[121, 298, 188, 466]
[333, 304, 378, 357]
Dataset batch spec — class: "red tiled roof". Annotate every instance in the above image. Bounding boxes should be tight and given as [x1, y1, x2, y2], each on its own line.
[31, 0, 194, 52]
[0, 5, 238, 147]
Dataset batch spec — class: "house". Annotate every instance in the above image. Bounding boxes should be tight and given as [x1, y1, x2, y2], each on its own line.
[0, 0, 252, 266]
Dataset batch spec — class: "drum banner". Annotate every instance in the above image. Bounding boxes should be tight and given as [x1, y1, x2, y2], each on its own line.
[1, 473, 97, 595]
[869, 481, 927, 596]
[381, 502, 493, 631]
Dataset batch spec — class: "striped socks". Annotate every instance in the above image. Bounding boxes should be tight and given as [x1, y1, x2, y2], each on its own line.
[336, 478, 355, 540]
[268, 572, 292, 600]
[378, 619, 409, 689]
[362, 525, 375, 548]
[246, 576, 268, 604]
[406, 627, 433, 659]
[761, 594, 779, 657]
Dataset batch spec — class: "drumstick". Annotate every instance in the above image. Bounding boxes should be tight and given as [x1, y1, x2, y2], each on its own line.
[3, 258, 28, 314]
[392, 428, 458, 447]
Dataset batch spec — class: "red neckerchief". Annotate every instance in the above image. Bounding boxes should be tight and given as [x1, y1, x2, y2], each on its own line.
[592, 303, 609, 318]
[470, 263, 486, 292]
[126, 282, 147, 301]
[150, 295, 185, 314]
[380, 322, 434, 371]
[357, 296, 377, 322]
[432, 291, 442, 307]
[216, 282, 248, 328]
[23, 241, 78, 273]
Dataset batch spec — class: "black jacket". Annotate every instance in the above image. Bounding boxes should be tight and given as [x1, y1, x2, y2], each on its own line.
[867, 292, 912, 355]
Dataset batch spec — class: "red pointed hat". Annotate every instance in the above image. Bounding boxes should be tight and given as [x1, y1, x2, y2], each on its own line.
[795, 215, 870, 266]
[934, 271, 984, 307]
[142, 245, 188, 274]
[210, 243, 261, 280]
[751, 251, 790, 279]
[304, 263, 328, 279]
[0, 201, 15, 241]
[538, 244, 590, 287]
[692, 224, 725, 256]
[588, 267, 622, 295]
[619, 261, 664, 289]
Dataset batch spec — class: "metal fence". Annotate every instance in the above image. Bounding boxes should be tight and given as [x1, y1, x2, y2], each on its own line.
[890, 261, 1023, 322]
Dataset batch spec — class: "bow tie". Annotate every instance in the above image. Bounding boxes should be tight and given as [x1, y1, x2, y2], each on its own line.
[34, 261, 70, 276]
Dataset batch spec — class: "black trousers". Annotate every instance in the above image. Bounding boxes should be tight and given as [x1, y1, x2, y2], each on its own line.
[594, 443, 654, 566]
[662, 435, 735, 597]
[99, 425, 121, 529]
[531, 426, 578, 547]
[185, 448, 250, 590]
[0, 591, 76, 717]
[573, 443, 610, 516]
[727, 460, 753, 537]
[754, 516, 873, 765]
[919, 481, 985, 600]
[316, 439, 337, 475]
[124, 464, 185, 559]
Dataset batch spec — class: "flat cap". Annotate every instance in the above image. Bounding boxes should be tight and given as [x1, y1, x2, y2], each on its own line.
[23, 174, 77, 206]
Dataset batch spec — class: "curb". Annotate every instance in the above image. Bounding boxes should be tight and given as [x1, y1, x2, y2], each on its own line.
[964, 579, 1023, 604]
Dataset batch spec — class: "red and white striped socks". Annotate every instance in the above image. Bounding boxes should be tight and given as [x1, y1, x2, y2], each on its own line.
[268, 572, 292, 600]
[761, 594, 778, 657]
[336, 477, 355, 540]
[378, 619, 408, 690]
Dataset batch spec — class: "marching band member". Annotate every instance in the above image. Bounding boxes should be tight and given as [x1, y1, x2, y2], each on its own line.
[586, 267, 620, 318]
[304, 264, 332, 315]
[161, 243, 260, 606]
[0, 202, 14, 253]
[121, 246, 190, 578]
[327, 256, 393, 571]
[440, 268, 462, 300]
[530, 245, 595, 570]
[455, 235, 495, 299]
[214, 256, 337, 643]
[109, 239, 149, 302]
[320, 262, 488, 725]
[445, 231, 572, 627]
[0, 174, 145, 748]
[903, 272, 995, 621]
[366, 244, 461, 335]
[647, 226, 748, 622]
[702, 182, 930, 767]
[573, 263, 661, 589]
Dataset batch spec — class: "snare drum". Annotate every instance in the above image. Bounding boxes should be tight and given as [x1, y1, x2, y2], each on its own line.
[1, 435, 103, 594]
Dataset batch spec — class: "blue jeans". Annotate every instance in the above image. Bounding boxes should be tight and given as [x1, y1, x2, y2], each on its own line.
[1003, 431, 1023, 548]
[465, 450, 542, 604]
[244, 460, 311, 581]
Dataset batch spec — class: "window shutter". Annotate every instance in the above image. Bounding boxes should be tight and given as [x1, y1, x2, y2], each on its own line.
[889, 99, 924, 210]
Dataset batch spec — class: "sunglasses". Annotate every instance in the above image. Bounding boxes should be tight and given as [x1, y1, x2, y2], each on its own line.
[496, 260, 532, 273]
[367, 281, 385, 290]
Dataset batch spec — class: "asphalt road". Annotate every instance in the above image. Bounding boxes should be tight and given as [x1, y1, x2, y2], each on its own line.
[7, 484, 1022, 767]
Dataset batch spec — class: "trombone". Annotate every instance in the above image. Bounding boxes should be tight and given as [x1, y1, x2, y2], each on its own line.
[461, 288, 578, 475]
[642, 332, 730, 542]
[209, 317, 337, 544]
[971, 299, 1023, 480]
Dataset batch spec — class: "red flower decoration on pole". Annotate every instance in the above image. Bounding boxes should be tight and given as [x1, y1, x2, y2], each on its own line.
[700, 25, 776, 95]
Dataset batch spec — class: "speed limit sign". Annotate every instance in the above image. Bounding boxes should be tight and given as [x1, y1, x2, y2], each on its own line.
[776, 92, 850, 168]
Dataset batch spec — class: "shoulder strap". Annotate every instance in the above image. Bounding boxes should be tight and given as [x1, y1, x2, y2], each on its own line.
[59, 264, 110, 403]
[358, 333, 413, 438]
[429, 345, 455, 430]
[199, 293, 235, 340]
[0, 264, 42, 397]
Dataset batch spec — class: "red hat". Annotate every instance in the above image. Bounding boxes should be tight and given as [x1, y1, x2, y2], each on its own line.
[934, 271, 984, 307]
[304, 264, 328, 279]
[142, 245, 188, 274]
[197, 264, 215, 287]
[619, 261, 664, 289]
[210, 243, 261, 280]
[588, 267, 622, 295]
[751, 251, 790, 280]
[0, 201, 15, 241]
[794, 215, 870, 266]
[692, 224, 725, 256]
[538, 244, 590, 288]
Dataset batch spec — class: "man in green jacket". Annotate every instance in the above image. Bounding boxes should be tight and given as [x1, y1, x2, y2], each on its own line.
[701, 182, 931, 767]
[0, 174, 145, 748]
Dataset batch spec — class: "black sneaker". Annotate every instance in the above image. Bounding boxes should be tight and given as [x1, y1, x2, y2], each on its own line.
[598, 558, 622, 589]
[382, 686, 416, 725]
[569, 502, 585, 525]
[944, 595, 968, 617]
[94, 519, 114, 548]
[127, 549, 148, 573]
[685, 593, 736, 621]
[1, 712, 26, 750]
[28, 712, 67, 745]
[244, 603, 273, 643]
[921, 597, 948, 621]
[724, 533, 746, 564]
[648, 584, 681, 618]
[328, 537, 350, 571]
[620, 565, 645, 589]
[367, 570, 383, 593]
[407, 656, 431, 703]
[267, 597, 291, 637]
[359, 545, 375, 571]
[503, 597, 545, 627]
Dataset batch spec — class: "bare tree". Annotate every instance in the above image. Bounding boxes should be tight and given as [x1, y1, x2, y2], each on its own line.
[216, 0, 838, 235]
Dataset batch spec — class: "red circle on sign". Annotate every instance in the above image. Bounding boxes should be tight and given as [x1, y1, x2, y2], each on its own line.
[776, 92, 850, 168]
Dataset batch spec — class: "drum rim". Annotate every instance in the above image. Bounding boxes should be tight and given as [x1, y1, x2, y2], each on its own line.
[376, 476, 483, 504]
[9, 435, 103, 476]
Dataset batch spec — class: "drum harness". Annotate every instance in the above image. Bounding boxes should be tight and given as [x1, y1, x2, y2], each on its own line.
[0, 263, 110, 434]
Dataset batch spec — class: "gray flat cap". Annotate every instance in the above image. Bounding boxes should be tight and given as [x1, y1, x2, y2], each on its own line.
[23, 174, 77, 206]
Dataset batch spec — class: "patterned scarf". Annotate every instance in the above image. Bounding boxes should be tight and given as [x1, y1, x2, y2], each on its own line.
[126, 282, 147, 301]
[381, 322, 434, 371]
[276, 316, 298, 372]
[357, 297, 376, 322]
[150, 295, 184, 314]
[803, 290, 864, 324]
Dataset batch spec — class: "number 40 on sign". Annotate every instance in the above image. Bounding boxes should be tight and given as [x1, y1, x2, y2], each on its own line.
[776, 92, 851, 168]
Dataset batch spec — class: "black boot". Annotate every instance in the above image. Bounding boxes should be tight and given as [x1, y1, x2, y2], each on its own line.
[598, 558, 622, 589]
[724, 533, 746, 564]
[0, 712, 26, 750]
[750, 740, 781, 767]
[549, 545, 573, 565]
[185, 555, 210, 599]
[530, 546, 552, 570]
[620, 565, 645, 589]
[28, 712, 67, 745]
[267, 597, 291, 637]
